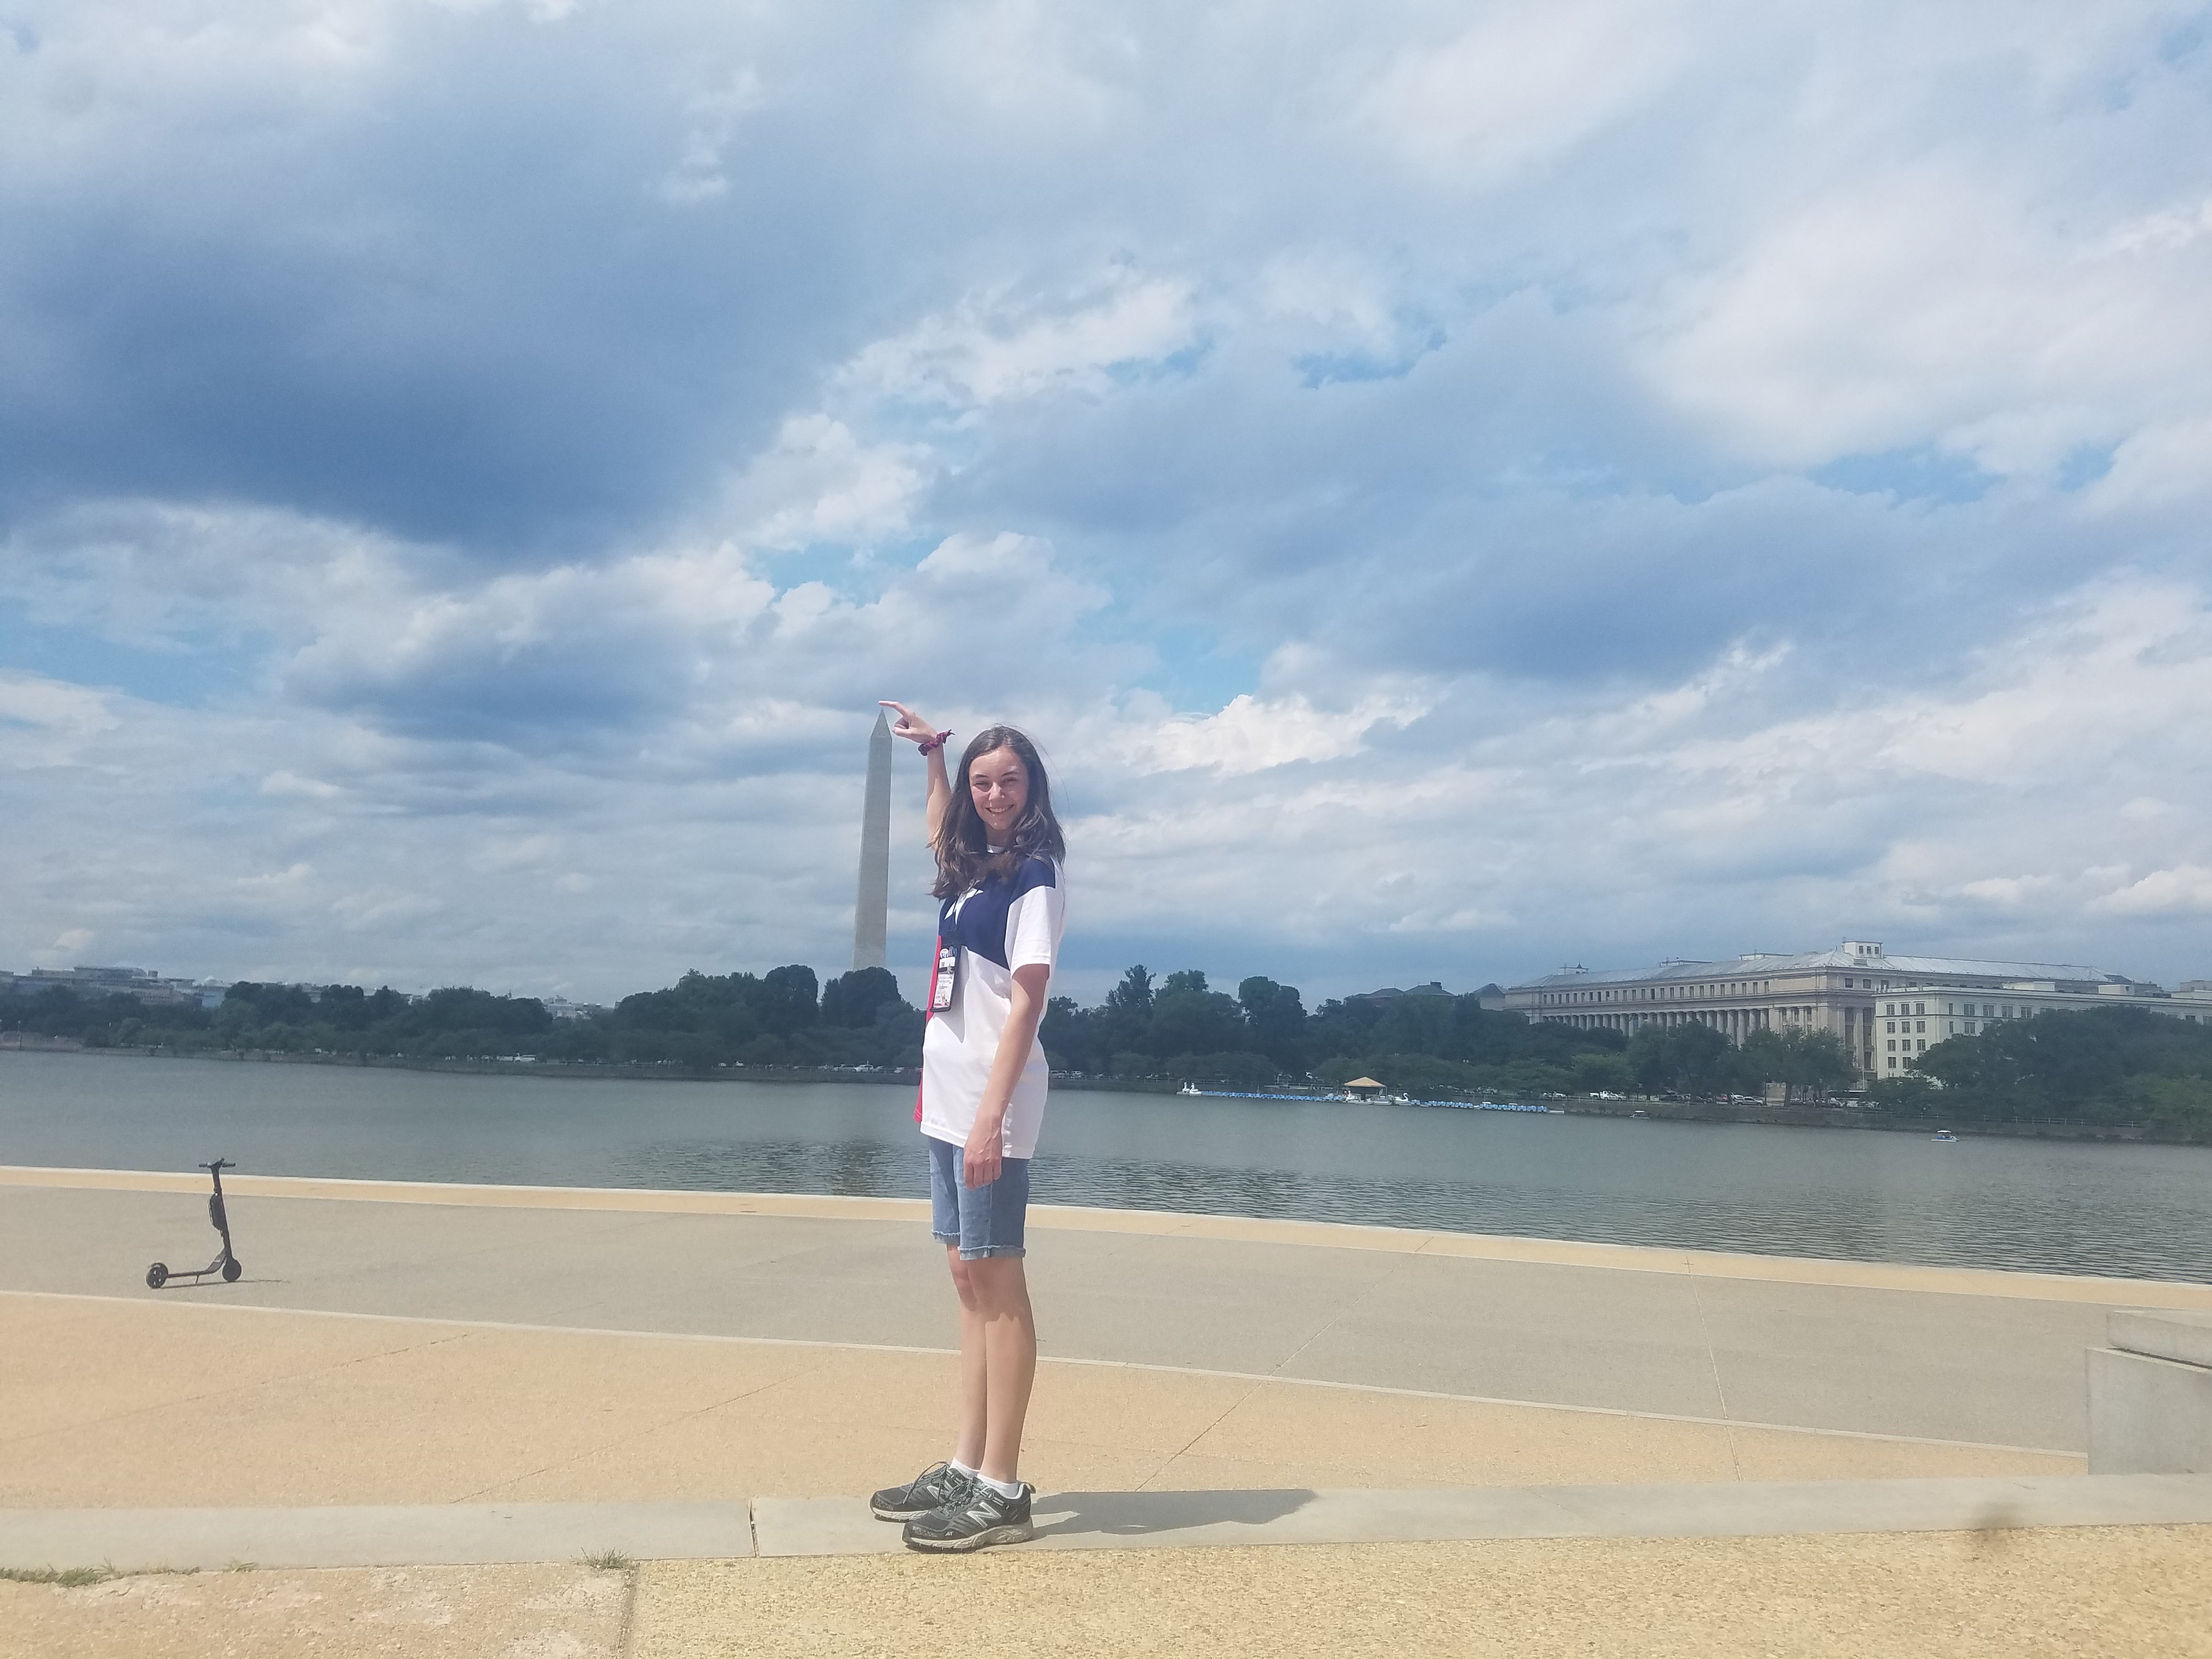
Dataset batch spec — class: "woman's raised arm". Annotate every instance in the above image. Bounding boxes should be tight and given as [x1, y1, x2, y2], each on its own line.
[879, 701, 952, 847]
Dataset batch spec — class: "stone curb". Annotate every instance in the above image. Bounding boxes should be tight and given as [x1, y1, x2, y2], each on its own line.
[5, 1476, 2208, 1572]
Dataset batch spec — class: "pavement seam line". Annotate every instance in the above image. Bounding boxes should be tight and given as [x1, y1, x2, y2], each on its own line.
[1268, 1249, 1419, 1379]
[0, 1312, 483, 1454]
[448, 1355, 839, 1505]
[1133, 1378, 1265, 1492]
[1685, 1274, 1743, 1481]
[0, 1289, 2078, 1458]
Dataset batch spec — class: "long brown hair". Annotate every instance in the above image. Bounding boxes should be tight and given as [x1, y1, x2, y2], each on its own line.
[932, 725, 1066, 899]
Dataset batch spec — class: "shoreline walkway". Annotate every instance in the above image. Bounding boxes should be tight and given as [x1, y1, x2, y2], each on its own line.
[5, 1165, 2210, 1656]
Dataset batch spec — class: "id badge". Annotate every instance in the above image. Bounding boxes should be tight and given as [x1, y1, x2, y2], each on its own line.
[929, 939, 960, 1012]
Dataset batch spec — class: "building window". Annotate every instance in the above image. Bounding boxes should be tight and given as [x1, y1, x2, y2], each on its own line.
[1886, 1056, 1898, 1068]
[1886, 1039, 1896, 1051]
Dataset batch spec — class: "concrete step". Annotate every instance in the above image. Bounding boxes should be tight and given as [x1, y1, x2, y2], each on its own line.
[7, 1475, 2210, 1572]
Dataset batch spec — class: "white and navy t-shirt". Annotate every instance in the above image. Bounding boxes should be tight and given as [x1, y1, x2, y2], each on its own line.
[920, 853, 1064, 1161]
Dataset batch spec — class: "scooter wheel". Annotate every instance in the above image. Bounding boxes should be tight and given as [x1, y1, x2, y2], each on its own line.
[146, 1263, 169, 1289]
[222, 1259, 242, 1282]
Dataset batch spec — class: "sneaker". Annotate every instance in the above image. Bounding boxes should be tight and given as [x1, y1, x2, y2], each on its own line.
[870, 1461, 973, 1522]
[901, 1480, 1034, 1553]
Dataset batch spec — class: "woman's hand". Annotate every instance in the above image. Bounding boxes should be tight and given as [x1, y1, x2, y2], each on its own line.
[882, 701, 952, 844]
[880, 702, 940, 748]
[963, 1107, 1006, 1189]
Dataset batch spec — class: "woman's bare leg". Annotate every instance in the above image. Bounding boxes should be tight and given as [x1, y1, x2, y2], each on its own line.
[965, 1256, 1036, 1483]
[947, 1246, 989, 1469]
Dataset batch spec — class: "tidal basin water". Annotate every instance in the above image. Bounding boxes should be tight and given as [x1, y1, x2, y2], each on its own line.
[5, 1050, 2210, 1282]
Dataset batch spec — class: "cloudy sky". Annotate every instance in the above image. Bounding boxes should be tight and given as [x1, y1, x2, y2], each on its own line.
[4, 0, 2211, 1007]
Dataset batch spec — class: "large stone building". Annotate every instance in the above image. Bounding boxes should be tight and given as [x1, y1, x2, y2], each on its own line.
[1506, 940, 2212, 1079]
[0, 966, 228, 1010]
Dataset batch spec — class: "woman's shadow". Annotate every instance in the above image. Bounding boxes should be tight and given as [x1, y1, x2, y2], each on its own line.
[1031, 1488, 1317, 1542]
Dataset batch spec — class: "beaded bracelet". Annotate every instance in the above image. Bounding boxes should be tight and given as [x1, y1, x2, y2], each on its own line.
[917, 729, 953, 756]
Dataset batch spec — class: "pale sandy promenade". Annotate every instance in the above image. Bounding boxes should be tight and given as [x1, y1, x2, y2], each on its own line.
[3, 1165, 2210, 1656]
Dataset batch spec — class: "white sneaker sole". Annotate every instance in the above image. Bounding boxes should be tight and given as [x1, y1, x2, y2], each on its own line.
[901, 1520, 1034, 1553]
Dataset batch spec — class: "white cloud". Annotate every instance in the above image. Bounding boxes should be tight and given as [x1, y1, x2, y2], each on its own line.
[2098, 198, 2212, 257]
[0, 673, 121, 763]
[2091, 867, 2212, 918]
[259, 770, 343, 801]
[918, 0, 1134, 128]
[1354, 0, 1690, 186]
[1646, 149, 2212, 476]
[843, 275, 1197, 408]
[656, 66, 763, 205]
[2085, 418, 2212, 512]
[1130, 693, 1429, 776]
[723, 415, 925, 550]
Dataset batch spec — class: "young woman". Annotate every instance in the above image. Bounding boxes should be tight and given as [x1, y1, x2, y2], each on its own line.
[868, 704, 1066, 1553]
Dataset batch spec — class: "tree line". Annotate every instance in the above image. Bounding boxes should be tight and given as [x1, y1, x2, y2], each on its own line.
[8, 967, 2207, 1137]
[0, 963, 1908, 1106]
[1881, 1004, 2212, 1139]
[1, 968, 919, 1071]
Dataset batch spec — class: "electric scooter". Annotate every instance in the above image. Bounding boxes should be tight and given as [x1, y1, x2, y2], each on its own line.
[145, 1160, 242, 1289]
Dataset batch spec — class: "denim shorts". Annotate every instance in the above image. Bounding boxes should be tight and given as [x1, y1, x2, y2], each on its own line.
[926, 1133, 1029, 1261]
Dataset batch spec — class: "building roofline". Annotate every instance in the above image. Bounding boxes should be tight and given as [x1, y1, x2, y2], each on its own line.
[1508, 944, 2108, 994]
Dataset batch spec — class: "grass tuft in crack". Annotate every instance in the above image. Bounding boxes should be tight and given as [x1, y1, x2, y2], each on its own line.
[3, 1565, 118, 1588]
[3, 1563, 200, 1587]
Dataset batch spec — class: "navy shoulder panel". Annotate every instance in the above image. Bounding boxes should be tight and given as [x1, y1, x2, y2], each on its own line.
[938, 857, 1057, 971]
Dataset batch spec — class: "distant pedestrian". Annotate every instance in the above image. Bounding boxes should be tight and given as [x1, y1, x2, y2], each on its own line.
[868, 704, 1065, 1552]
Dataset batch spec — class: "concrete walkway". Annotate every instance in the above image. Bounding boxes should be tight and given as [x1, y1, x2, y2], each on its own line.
[10, 1164, 2203, 1457]
[7, 1166, 2212, 1656]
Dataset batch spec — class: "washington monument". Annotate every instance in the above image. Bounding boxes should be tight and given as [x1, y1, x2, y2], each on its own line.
[853, 708, 892, 970]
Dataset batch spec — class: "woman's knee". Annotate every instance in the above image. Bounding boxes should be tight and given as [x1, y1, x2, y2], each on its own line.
[963, 1256, 1031, 1316]
[946, 1249, 980, 1303]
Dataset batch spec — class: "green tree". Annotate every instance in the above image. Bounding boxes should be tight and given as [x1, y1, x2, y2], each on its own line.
[1626, 1023, 1732, 1096]
[820, 967, 901, 1028]
[1097, 965, 1155, 1057]
[1236, 977, 1308, 1070]
[1040, 996, 1100, 1073]
[759, 965, 819, 1036]
[1149, 977, 1246, 1057]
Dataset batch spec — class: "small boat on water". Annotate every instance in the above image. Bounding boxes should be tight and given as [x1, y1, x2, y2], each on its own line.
[1932, 1128, 1959, 1142]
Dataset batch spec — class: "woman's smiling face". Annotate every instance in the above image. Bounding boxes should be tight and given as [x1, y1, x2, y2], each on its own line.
[968, 746, 1029, 844]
